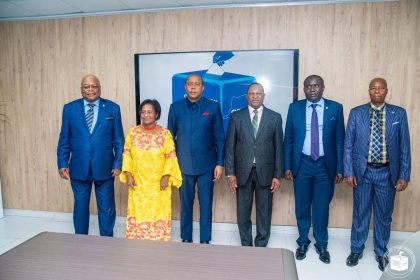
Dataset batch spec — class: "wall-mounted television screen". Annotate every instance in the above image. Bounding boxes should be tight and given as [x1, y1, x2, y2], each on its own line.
[135, 49, 299, 133]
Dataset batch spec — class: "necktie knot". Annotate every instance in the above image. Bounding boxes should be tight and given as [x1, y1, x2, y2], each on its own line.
[87, 103, 95, 110]
[311, 104, 318, 110]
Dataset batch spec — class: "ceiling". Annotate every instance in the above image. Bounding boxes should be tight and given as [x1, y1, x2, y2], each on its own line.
[0, 0, 393, 21]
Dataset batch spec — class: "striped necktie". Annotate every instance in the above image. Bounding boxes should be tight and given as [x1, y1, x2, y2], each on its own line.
[86, 103, 95, 132]
[252, 109, 258, 138]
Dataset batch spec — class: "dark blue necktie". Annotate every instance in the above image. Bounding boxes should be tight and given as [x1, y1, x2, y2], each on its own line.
[86, 103, 95, 132]
[311, 104, 319, 161]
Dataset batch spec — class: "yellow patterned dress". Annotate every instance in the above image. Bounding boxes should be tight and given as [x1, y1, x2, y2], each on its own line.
[120, 125, 182, 241]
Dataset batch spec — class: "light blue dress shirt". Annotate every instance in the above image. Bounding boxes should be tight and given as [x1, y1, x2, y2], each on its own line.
[83, 99, 99, 133]
[302, 98, 325, 157]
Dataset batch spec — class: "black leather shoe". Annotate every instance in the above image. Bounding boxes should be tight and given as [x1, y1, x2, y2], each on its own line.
[181, 239, 193, 243]
[376, 255, 389, 271]
[295, 245, 309, 260]
[346, 252, 363, 267]
[315, 247, 331, 264]
[200, 241, 210, 244]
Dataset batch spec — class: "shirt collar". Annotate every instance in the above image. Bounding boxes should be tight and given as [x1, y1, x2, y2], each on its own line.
[370, 103, 386, 111]
[186, 96, 204, 108]
[248, 105, 263, 115]
[306, 98, 324, 109]
[84, 98, 100, 107]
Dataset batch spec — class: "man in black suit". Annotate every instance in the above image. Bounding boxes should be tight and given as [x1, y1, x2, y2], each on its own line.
[225, 82, 283, 247]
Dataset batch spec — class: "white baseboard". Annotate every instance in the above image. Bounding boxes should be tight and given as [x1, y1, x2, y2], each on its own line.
[3, 208, 414, 241]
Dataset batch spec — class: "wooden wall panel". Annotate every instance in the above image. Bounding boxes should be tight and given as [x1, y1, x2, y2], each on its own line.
[0, 0, 419, 231]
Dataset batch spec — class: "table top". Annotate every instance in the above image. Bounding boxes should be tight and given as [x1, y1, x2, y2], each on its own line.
[0, 232, 298, 280]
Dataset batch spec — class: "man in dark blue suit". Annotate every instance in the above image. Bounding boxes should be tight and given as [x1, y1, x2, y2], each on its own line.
[57, 74, 124, 237]
[284, 75, 345, 264]
[344, 78, 411, 271]
[168, 73, 225, 244]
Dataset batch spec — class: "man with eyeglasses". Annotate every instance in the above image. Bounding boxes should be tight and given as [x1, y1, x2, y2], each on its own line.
[57, 74, 124, 237]
[284, 75, 345, 264]
[225, 82, 283, 247]
[168, 73, 225, 244]
[344, 77, 411, 271]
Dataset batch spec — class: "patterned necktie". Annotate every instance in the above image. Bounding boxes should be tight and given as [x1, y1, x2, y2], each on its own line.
[252, 109, 259, 138]
[311, 104, 319, 161]
[86, 103, 95, 132]
[371, 109, 381, 162]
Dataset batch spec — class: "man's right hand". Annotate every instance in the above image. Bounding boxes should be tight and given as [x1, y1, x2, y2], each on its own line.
[345, 176, 358, 188]
[228, 176, 238, 193]
[284, 170, 293, 181]
[59, 168, 69, 180]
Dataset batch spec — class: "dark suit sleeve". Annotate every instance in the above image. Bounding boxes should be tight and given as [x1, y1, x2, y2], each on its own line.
[274, 113, 284, 179]
[167, 104, 176, 141]
[112, 104, 124, 170]
[224, 112, 237, 176]
[398, 109, 411, 181]
[214, 104, 225, 167]
[335, 104, 345, 175]
[344, 109, 356, 177]
[283, 104, 294, 172]
[57, 105, 70, 169]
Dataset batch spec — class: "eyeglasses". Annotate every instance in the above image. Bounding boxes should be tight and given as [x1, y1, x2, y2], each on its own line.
[369, 87, 387, 91]
[248, 92, 264, 97]
[82, 84, 100, 90]
[140, 110, 155, 115]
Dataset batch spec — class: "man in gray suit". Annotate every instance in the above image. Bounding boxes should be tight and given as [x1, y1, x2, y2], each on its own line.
[225, 82, 283, 247]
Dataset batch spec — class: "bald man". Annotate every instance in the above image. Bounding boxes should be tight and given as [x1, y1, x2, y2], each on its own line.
[57, 74, 124, 237]
[168, 73, 225, 244]
[344, 78, 411, 271]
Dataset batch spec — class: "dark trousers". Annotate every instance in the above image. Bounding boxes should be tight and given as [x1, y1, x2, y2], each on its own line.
[236, 167, 273, 247]
[350, 165, 396, 257]
[70, 168, 116, 237]
[179, 172, 214, 242]
[294, 155, 334, 248]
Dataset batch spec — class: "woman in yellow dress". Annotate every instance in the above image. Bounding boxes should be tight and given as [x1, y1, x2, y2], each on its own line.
[120, 99, 182, 241]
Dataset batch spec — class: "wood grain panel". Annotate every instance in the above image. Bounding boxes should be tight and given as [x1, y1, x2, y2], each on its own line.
[0, 0, 418, 231]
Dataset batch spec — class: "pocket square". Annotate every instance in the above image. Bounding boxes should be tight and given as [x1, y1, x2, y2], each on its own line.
[392, 121, 400, 125]
[106, 116, 114, 120]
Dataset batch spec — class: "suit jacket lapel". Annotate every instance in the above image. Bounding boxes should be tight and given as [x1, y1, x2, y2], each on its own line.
[91, 98, 104, 135]
[385, 103, 394, 140]
[256, 106, 267, 139]
[243, 109, 255, 140]
[79, 99, 90, 132]
[322, 99, 331, 139]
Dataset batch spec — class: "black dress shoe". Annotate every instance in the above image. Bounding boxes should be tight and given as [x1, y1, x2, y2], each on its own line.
[315, 247, 331, 264]
[181, 239, 193, 243]
[376, 255, 389, 271]
[200, 241, 210, 244]
[295, 245, 309, 260]
[346, 252, 363, 267]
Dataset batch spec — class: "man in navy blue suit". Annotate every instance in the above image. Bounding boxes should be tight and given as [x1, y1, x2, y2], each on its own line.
[284, 75, 345, 264]
[57, 74, 124, 237]
[168, 73, 225, 244]
[344, 78, 411, 271]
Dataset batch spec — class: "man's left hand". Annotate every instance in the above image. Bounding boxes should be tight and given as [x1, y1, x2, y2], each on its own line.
[213, 165, 223, 182]
[335, 173, 344, 184]
[396, 179, 409, 192]
[111, 169, 121, 177]
[271, 178, 281, 193]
